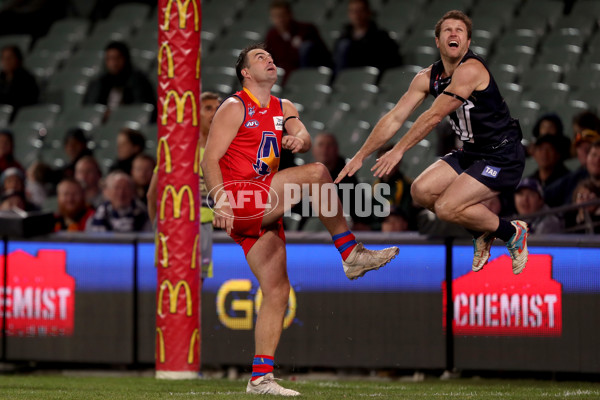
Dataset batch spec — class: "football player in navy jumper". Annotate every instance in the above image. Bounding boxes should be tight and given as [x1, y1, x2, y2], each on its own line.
[336, 10, 529, 274]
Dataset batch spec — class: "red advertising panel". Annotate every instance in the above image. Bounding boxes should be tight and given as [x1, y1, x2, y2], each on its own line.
[156, 0, 201, 378]
[0, 250, 75, 336]
[444, 254, 562, 336]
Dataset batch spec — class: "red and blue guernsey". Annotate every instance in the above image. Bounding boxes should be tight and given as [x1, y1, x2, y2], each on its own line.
[218, 88, 285, 255]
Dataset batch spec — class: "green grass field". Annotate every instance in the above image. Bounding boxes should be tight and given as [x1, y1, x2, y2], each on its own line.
[0, 375, 599, 400]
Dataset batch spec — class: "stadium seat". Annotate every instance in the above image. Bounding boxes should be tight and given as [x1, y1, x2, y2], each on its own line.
[301, 217, 327, 232]
[330, 117, 371, 157]
[290, 84, 331, 113]
[12, 104, 61, 128]
[44, 68, 92, 107]
[25, 53, 62, 85]
[540, 30, 586, 50]
[518, 64, 562, 90]
[509, 15, 548, 37]
[521, 83, 570, 112]
[283, 214, 302, 232]
[61, 50, 104, 77]
[555, 100, 590, 131]
[202, 67, 237, 98]
[330, 84, 379, 111]
[9, 121, 45, 164]
[471, 30, 494, 55]
[30, 35, 74, 61]
[490, 46, 535, 73]
[202, 49, 240, 71]
[535, 45, 582, 71]
[308, 102, 350, 133]
[511, 100, 542, 142]
[499, 83, 523, 106]
[402, 46, 438, 69]
[426, 0, 474, 16]
[129, 30, 158, 54]
[569, 89, 600, 114]
[283, 67, 333, 96]
[403, 140, 436, 179]
[108, 3, 151, 29]
[293, 2, 330, 26]
[495, 30, 540, 52]
[522, 156, 537, 178]
[553, 15, 596, 37]
[0, 105, 13, 129]
[46, 18, 90, 45]
[212, 31, 260, 53]
[570, 0, 600, 20]
[471, 2, 516, 27]
[0, 34, 31, 54]
[490, 64, 518, 85]
[563, 64, 600, 90]
[39, 146, 68, 170]
[517, 0, 564, 26]
[58, 104, 107, 129]
[354, 103, 387, 128]
[378, 65, 422, 95]
[109, 104, 155, 125]
[333, 67, 379, 91]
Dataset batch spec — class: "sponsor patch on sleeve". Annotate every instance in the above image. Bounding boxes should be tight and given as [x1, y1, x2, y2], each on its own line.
[273, 116, 283, 131]
[482, 165, 500, 178]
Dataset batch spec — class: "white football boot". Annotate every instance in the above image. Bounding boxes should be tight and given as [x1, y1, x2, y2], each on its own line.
[246, 373, 300, 396]
[343, 243, 399, 280]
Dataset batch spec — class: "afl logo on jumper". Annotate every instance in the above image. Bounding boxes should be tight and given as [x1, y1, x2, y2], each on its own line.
[245, 119, 259, 128]
[482, 166, 500, 178]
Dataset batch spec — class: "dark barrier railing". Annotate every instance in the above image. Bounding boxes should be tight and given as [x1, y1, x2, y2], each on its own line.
[0, 231, 599, 373]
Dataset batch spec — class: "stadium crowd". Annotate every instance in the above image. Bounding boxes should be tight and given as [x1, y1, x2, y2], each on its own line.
[0, 0, 598, 235]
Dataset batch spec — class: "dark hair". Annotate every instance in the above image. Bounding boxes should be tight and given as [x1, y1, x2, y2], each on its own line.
[435, 10, 472, 39]
[235, 43, 267, 85]
[533, 113, 564, 138]
[104, 41, 132, 72]
[0, 129, 14, 146]
[573, 178, 600, 203]
[573, 111, 600, 133]
[63, 127, 88, 145]
[1, 45, 23, 63]
[119, 128, 146, 151]
[201, 91, 222, 103]
[134, 153, 155, 165]
[58, 177, 83, 190]
[349, 0, 371, 12]
[270, 0, 291, 11]
[76, 155, 102, 176]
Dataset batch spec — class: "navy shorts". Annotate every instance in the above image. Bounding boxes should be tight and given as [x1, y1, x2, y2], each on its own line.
[441, 137, 526, 192]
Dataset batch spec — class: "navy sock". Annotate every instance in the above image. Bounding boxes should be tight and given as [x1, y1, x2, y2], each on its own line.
[493, 219, 516, 242]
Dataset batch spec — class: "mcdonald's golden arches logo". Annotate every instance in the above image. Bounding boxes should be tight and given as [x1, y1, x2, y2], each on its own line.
[196, 47, 201, 80]
[157, 232, 169, 268]
[160, 184, 195, 221]
[156, 327, 165, 363]
[163, 0, 199, 32]
[158, 42, 174, 78]
[188, 328, 199, 364]
[156, 137, 173, 173]
[158, 279, 193, 317]
[161, 90, 198, 126]
[190, 233, 199, 270]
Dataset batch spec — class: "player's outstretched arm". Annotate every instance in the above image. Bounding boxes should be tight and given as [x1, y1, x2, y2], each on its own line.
[201, 97, 244, 235]
[371, 59, 487, 177]
[281, 99, 311, 153]
[334, 68, 431, 183]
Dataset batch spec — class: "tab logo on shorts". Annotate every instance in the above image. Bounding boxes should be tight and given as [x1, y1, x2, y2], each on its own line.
[273, 116, 283, 131]
[245, 119, 259, 128]
[482, 166, 500, 178]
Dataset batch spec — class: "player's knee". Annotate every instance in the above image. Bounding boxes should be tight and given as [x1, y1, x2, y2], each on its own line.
[434, 200, 457, 223]
[311, 162, 332, 182]
[411, 179, 431, 208]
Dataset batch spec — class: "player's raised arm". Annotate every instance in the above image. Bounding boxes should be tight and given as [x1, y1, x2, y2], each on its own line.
[372, 59, 488, 177]
[334, 68, 430, 183]
[201, 97, 244, 234]
[281, 99, 311, 153]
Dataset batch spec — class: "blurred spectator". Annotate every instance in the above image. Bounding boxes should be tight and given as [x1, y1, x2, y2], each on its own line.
[572, 179, 600, 234]
[0, 0, 67, 38]
[333, 0, 401, 73]
[1, 166, 24, 193]
[131, 153, 154, 205]
[25, 161, 53, 207]
[54, 178, 94, 232]
[0, 189, 26, 211]
[514, 178, 562, 234]
[62, 128, 92, 178]
[313, 132, 365, 227]
[374, 143, 419, 230]
[265, 0, 332, 81]
[83, 41, 155, 120]
[0, 45, 39, 116]
[572, 111, 600, 143]
[381, 207, 409, 232]
[528, 134, 569, 188]
[86, 171, 150, 232]
[530, 113, 570, 160]
[0, 129, 23, 173]
[545, 129, 600, 207]
[75, 155, 104, 208]
[111, 127, 145, 174]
